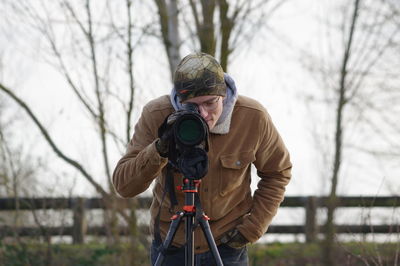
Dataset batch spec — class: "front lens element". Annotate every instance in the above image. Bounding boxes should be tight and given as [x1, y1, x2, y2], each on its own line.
[177, 119, 202, 144]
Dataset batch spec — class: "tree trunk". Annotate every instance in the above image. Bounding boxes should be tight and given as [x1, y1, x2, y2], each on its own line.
[217, 0, 233, 71]
[323, 0, 360, 265]
[155, 0, 181, 80]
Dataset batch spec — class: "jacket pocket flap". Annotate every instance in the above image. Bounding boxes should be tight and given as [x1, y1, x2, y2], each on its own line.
[220, 151, 255, 169]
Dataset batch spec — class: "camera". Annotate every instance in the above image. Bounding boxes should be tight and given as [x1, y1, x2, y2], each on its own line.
[167, 103, 209, 179]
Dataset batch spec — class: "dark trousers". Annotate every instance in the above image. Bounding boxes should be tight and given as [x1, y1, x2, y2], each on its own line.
[150, 240, 249, 266]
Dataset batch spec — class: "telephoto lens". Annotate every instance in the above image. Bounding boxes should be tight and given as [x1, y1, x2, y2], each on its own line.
[169, 102, 209, 179]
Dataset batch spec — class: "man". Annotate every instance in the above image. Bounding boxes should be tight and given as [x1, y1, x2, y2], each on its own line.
[113, 52, 292, 265]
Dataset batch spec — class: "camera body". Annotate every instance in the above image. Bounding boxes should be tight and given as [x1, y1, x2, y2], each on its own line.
[167, 103, 209, 179]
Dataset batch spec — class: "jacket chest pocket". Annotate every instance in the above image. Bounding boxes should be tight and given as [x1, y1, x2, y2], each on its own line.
[219, 151, 255, 196]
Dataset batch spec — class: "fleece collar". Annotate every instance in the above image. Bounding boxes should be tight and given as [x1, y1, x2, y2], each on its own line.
[170, 73, 238, 135]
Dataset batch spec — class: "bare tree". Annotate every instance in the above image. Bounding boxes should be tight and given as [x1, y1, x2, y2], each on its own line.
[0, 1, 154, 263]
[323, 1, 361, 264]
[155, 0, 288, 76]
[155, 0, 181, 79]
[0, 97, 56, 258]
[298, 0, 400, 264]
[0, 103, 31, 242]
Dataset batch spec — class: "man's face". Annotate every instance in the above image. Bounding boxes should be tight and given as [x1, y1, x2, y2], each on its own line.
[183, 95, 224, 130]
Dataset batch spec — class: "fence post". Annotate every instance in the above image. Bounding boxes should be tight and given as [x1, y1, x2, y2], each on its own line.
[305, 196, 318, 242]
[72, 197, 87, 244]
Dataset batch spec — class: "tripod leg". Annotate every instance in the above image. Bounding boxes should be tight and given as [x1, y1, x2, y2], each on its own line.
[199, 215, 224, 266]
[185, 213, 194, 266]
[154, 212, 184, 266]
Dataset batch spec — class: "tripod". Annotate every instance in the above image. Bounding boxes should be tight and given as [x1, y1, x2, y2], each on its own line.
[154, 177, 223, 266]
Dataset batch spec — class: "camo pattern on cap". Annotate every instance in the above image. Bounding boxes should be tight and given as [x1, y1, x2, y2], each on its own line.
[174, 53, 226, 102]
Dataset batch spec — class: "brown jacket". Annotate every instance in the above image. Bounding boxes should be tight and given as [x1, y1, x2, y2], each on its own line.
[112, 95, 292, 253]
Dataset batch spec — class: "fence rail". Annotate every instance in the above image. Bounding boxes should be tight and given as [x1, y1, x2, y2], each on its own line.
[0, 196, 399, 243]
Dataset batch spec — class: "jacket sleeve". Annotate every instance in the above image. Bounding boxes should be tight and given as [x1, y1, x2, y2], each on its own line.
[237, 111, 292, 243]
[112, 106, 168, 198]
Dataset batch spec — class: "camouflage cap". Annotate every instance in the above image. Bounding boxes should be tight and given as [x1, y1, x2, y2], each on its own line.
[174, 53, 226, 102]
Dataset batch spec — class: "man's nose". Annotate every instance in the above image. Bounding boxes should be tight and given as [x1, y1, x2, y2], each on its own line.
[198, 105, 208, 118]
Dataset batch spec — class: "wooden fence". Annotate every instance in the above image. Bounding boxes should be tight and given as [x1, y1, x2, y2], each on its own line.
[0, 196, 399, 243]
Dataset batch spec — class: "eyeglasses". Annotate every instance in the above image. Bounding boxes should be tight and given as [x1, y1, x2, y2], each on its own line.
[194, 96, 221, 112]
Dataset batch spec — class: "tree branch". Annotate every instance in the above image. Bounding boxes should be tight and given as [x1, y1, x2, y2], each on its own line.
[0, 83, 109, 198]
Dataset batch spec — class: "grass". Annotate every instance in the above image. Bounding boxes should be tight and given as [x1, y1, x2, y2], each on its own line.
[0, 241, 148, 266]
[0, 240, 399, 266]
[248, 242, 400, 266]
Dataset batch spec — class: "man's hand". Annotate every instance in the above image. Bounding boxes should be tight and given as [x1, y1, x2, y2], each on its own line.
[221, 228, 249, 249]
[156, 111, 183, 157]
